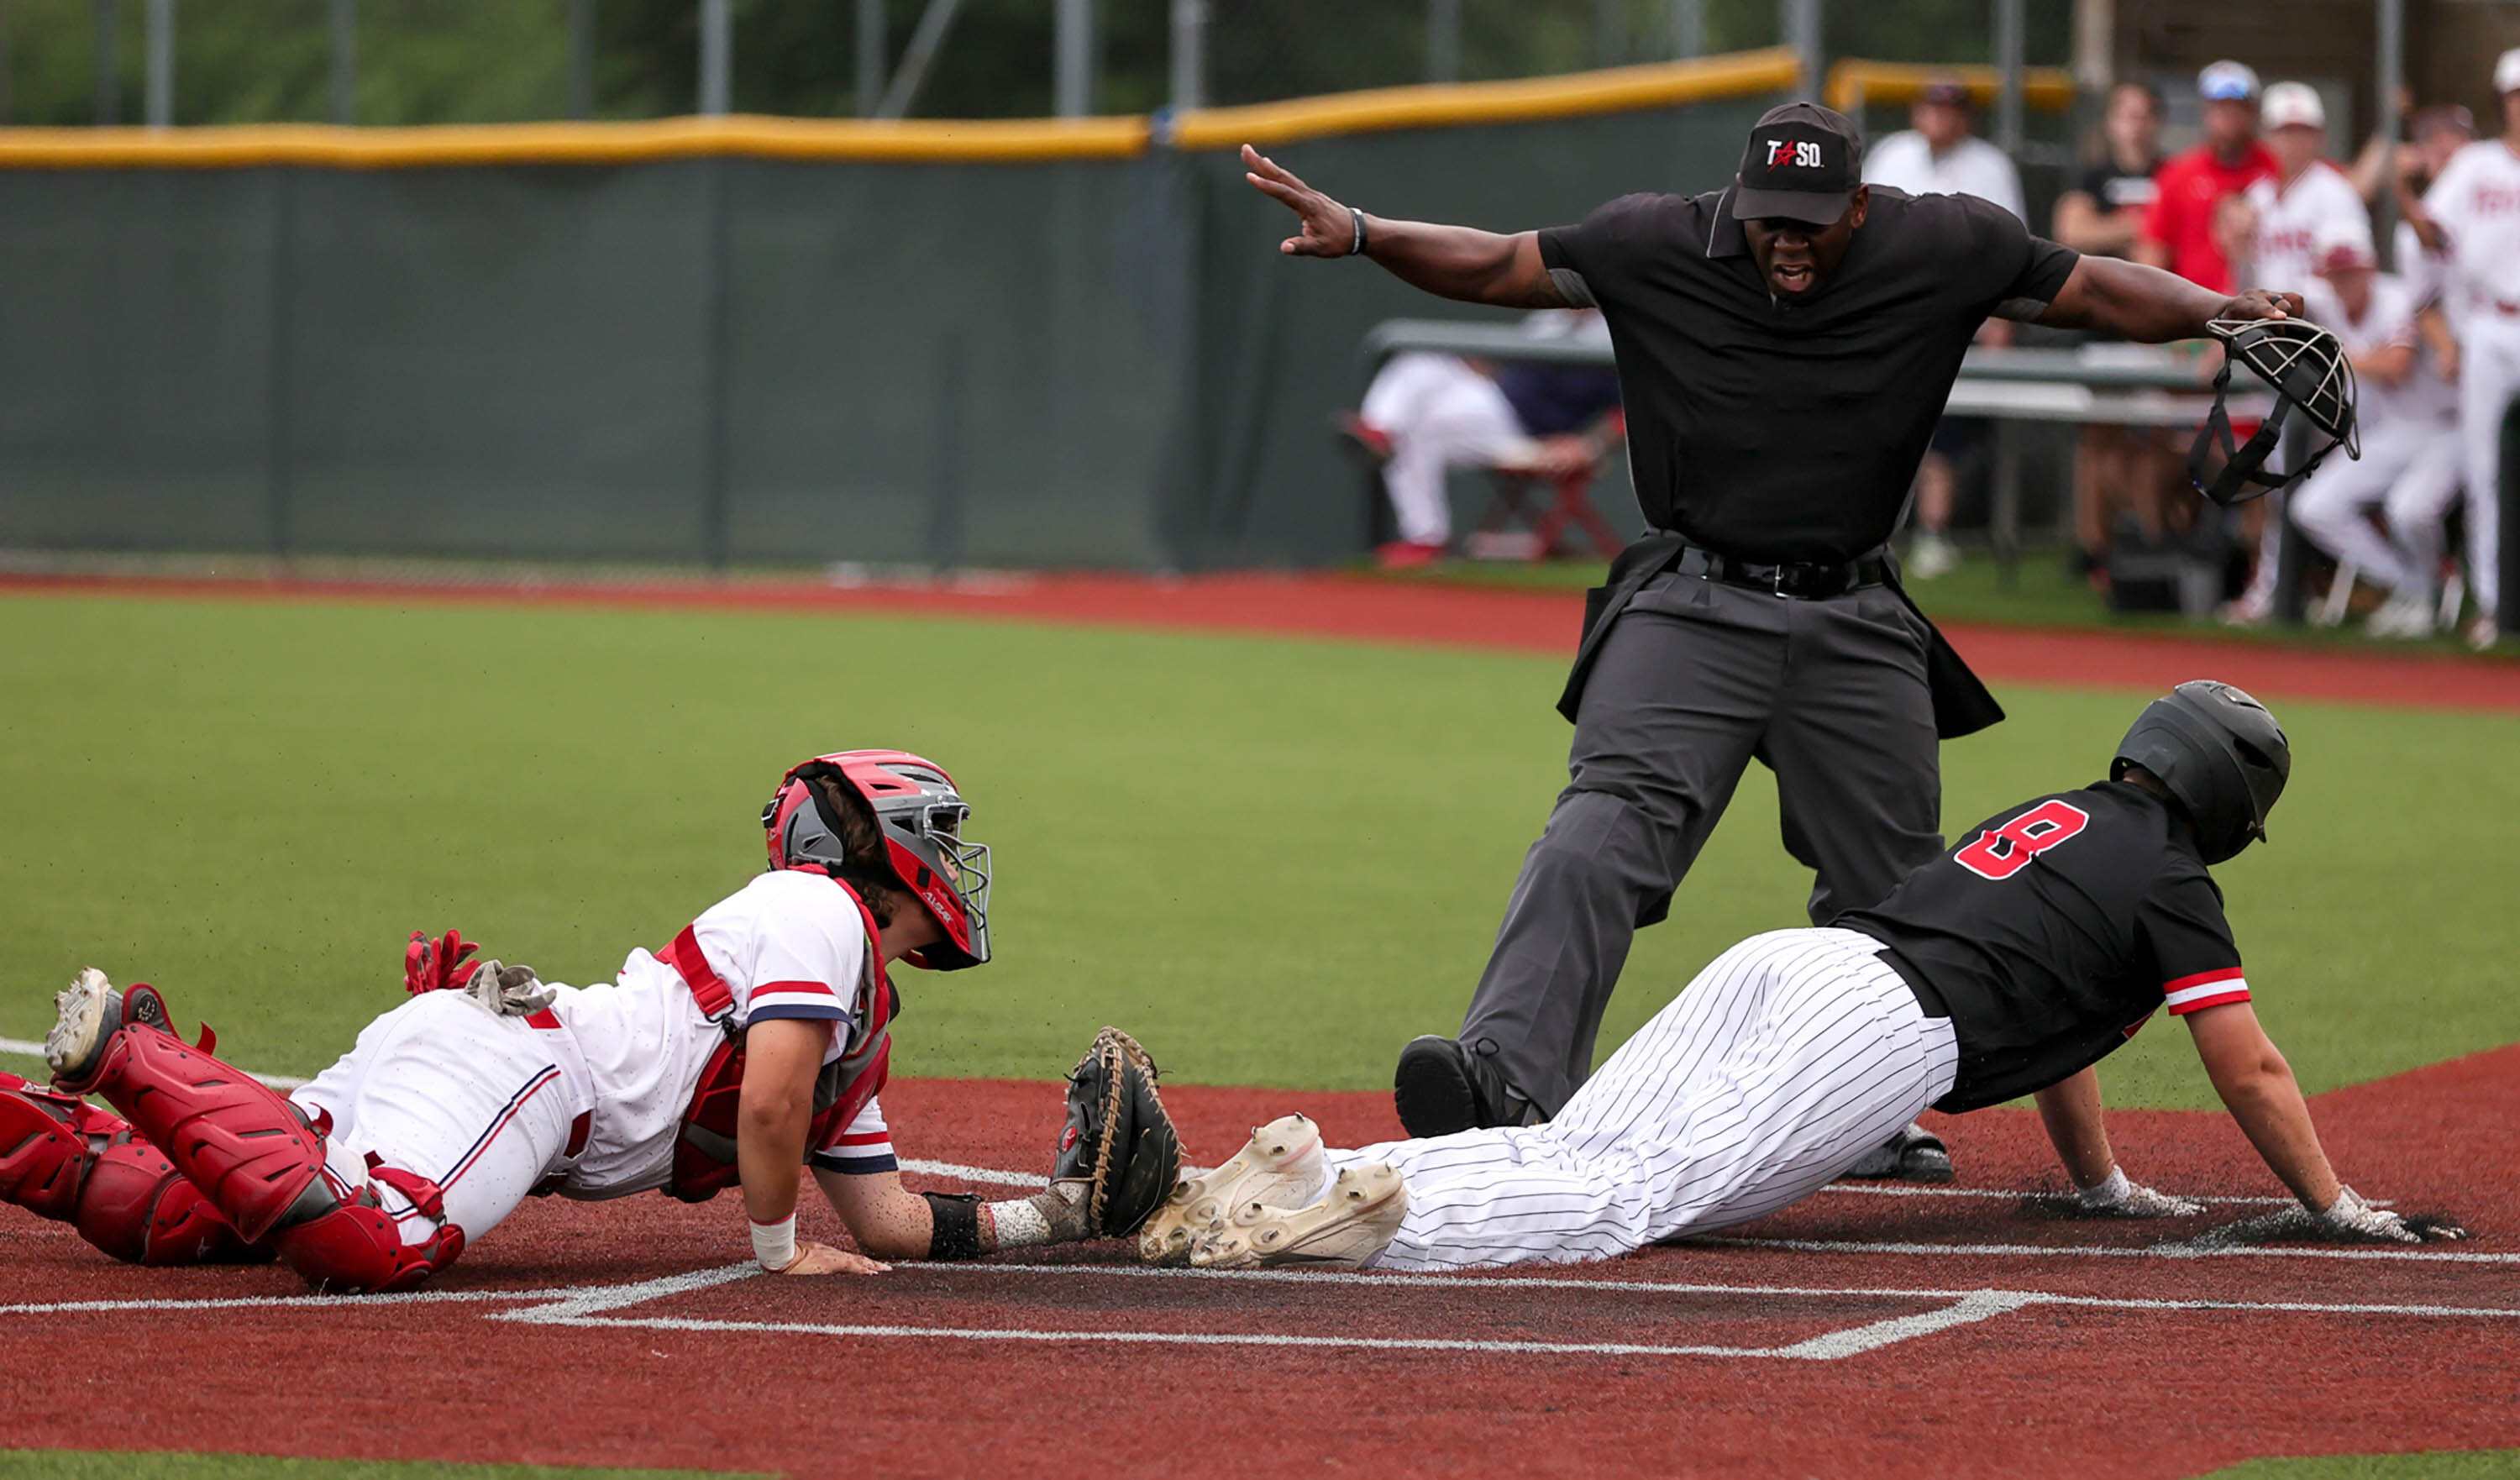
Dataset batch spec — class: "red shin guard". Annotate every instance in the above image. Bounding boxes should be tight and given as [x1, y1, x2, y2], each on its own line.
[0, 1074, 267, 1265]
[81, 1021, 327, 1244]
[273, 1172, 467, 1294]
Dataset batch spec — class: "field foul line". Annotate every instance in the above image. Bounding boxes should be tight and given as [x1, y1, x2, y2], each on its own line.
[1690, 1235, 2519, 1264]
[0, 1036, 307, 1089]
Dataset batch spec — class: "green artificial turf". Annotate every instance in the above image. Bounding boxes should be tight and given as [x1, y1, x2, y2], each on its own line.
[0, 1454, 761, 1479]
[2193, 1453, 2520, 1479]
[2, 591, 2513, 1108]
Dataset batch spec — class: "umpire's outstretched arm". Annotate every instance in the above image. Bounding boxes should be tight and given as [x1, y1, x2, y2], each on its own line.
[1241, 144, 1570, 309]
[2034, 254, 2306, 342]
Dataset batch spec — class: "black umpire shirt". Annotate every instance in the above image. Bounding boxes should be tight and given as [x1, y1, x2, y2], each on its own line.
[1837, 781, 2250, 1112]
[1538, 185, 2080, 564]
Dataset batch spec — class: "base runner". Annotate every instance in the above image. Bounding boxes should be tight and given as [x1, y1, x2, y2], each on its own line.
[1, 750, 1142, 1289]
[1141, 682, 2466, 1270]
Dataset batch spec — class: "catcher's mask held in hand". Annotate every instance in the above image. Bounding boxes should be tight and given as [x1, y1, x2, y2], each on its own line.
[2188, 317, 2360, 507]
[761, 749, 991, 969]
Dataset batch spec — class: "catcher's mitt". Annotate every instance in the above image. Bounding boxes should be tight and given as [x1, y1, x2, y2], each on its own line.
[1051, 1026, 1182, 1239]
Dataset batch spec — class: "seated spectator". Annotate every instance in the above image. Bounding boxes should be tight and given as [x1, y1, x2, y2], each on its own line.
[2286, 222, 2462, 637]
[2054, 81, 2175, 584]
[1861, 78, 2024, 580]
[1347, 311, 1621, 569]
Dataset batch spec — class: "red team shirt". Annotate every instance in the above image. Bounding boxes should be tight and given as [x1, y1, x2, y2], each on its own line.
[2142, 141, 2281, 293]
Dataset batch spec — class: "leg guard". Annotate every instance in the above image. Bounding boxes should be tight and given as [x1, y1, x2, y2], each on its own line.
[80, 1006, 326, 1244]
[271, 1168, 466, 1294]
[0, 1073, 266, 1265]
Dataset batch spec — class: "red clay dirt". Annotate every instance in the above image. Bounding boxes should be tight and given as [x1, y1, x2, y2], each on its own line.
[8, 568, 2519, 713]
[3, 1046, 2513, 1479]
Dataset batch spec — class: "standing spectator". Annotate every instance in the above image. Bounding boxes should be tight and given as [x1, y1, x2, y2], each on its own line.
[1347, 312, 1619, 569]
[2139, 61, 2278, 293]
[2220, 82, 2372, 625]
[2055, 81, 2173, 580]
[1863, 79, 2027, 580]
[2408, 48, 2520, 649]
[2385, 107, 2479, 321]
[2287, 221, 2461, 637]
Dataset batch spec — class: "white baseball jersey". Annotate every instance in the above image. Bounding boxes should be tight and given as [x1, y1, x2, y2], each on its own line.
[1861, 130, 2026, 223]
[287, 869, 894, 1255]
[2301, 272, 2452, 428]
[2426, 139, 2520, 310]
[2243, 160, 2368, 296]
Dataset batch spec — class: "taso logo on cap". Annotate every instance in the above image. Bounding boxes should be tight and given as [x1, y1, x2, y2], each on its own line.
[1765, 139, 1825, 169]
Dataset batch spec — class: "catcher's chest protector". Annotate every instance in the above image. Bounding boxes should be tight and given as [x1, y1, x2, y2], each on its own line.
[662, 881, 895, 1203]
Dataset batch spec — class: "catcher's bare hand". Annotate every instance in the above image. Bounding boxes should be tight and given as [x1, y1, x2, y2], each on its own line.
[2215, 288, 2305, 323]
[1242, 144, 1355, 258]
[771, 1241, 890, 1276]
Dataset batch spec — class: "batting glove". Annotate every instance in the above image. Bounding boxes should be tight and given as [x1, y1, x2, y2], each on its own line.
[2318, 1184, 2423, 1242]
[2076, 1167, 2204, 1218]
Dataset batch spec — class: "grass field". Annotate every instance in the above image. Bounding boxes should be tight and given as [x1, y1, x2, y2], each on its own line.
[3, 589, 2514, 1108]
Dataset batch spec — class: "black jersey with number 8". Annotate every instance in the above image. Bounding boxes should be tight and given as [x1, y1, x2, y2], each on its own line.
[1839, 780, 2248, 1112]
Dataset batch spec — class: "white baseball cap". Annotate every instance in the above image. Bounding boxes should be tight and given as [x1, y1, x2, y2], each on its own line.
[2198, 60, 2261, 102]
[2495, 46, 2520, 96]
[2311, 218, 2376, 273]
[2261, 81, 2324, 132]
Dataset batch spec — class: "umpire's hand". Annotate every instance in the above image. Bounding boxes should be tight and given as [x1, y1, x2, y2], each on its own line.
[1242, 144, 1357, 258]
[2214, 287, 2307, 323]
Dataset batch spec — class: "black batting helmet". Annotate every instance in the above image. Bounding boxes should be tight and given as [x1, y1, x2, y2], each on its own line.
[2110, 680, 2291, 864]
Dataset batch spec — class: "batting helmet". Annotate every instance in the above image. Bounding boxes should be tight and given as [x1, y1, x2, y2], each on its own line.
[762, 750, 991, 970]
[2110, 680, 2291, 864]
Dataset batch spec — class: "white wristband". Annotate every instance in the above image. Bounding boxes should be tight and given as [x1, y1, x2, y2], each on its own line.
[750, 1214, 797, 1271]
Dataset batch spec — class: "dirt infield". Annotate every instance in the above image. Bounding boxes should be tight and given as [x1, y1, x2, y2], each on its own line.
[8, 568, 2517, 713]
[3, 1045, 2511, 1479]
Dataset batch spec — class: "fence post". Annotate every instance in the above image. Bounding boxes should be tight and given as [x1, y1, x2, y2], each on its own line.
[144, 0, 171, 126]
[699, 159, 731, 570]
[93, 0, 118, 125]
[1669, 0, 1704, 60]
[1425, 0, 1458, 85]
[567, 0, 594, 119]
[698, 0, 729, 115]
[1992, 0, 2024, 157]
[328, 0, 354, 125]
[1169, 0, 1205, 112]
[1777, 0, 1818, 98]
[1055, 0, 1095, 116]
[856, 0, 882, 117]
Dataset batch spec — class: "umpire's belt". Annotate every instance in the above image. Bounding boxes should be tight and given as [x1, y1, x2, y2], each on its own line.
[1674, 543, 1888, 600]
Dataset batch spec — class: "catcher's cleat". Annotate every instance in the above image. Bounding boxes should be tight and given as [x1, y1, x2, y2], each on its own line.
[45, 969, 123, 1089]
[1189, 1164, 1408, 1271]
[1841, 1122, 1954, 1183]
[1393, 1036, 1537, 1139]
[123, 983, 173, 1037]
[1137, 1113, 1326, 1266]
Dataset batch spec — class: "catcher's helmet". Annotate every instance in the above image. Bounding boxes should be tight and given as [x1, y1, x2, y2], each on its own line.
[762, 750, 990, 969]
[2188, 317, 2360, 507]
[2110, 680, 2291, 864]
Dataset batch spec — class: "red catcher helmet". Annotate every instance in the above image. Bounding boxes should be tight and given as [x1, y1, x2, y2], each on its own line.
[761, 750, 990, 970]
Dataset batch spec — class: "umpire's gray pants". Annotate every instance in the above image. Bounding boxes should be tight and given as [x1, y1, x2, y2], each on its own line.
[1459, 570, 1944, 1115]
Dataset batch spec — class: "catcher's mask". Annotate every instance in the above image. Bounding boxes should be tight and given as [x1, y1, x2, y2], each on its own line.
[2110, 680, 2291, 865]
[761, 749, 990, 970]
[2188, 317, 2360, 507]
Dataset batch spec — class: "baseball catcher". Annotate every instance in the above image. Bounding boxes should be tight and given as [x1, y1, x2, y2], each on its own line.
[1, 749, 1168, 1290]
[1137, 681, 2467, 1271]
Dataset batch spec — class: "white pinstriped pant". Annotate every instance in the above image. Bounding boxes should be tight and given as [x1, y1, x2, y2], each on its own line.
[1329, 928, 1959, 1272]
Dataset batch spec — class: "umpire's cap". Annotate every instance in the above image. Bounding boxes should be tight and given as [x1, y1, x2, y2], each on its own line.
[2112, 681, 2291, 864]
[1733, 102, 1864, 225]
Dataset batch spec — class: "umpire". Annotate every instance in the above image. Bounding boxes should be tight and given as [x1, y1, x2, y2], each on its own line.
[1244, 103, 2308, 1164]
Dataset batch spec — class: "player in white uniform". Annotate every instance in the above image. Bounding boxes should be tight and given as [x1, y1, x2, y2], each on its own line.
[8, 750, 1103, 1289]
[2286, 221, 2464, 636]
[2223, 82, 2373, 626]
[2410, 48, 2520, 649]
[1142, 685, 2465, 1271]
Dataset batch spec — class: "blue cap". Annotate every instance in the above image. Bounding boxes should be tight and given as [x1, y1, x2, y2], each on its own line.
[2197, 60, 2260, 102]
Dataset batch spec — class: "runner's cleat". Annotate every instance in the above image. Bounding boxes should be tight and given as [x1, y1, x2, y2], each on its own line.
[1840, 1121, 1953, 1183]
[45, 969, 123, 1089]
[1189, 1164, 1407, 1271]
[1137, 1113, 1326, 1266]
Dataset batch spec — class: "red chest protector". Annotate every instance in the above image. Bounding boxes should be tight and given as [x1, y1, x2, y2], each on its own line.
[656, 877, 895, 1204]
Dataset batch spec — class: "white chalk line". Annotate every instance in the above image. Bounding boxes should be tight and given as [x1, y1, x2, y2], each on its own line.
[8, 1259, 2514, 1366]
[0, 1036, 307, 1090]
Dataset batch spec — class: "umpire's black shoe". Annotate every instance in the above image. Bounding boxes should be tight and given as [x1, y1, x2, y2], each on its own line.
[1394, 1036, 1539, 1138]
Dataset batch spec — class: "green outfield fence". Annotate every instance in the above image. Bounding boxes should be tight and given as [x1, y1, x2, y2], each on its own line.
[0, 51, 1794, 571]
